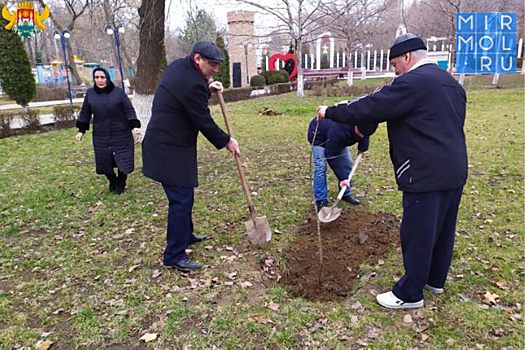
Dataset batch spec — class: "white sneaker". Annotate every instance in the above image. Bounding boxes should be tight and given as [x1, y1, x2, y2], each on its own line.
[376, 291, 424, 309]
[424, 284, 444, 294]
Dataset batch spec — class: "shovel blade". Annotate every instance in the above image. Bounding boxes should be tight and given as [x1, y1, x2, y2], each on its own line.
[318, 206, 342, 223]
[245, 216, 271, 247]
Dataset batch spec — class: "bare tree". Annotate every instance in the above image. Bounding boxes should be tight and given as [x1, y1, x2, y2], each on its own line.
[37, 0, 90, 85]
[229, 0, 346, 97]
[323, 0, 393, 85]
[412, 0, 523, 70]
[101, 0, 140, 77]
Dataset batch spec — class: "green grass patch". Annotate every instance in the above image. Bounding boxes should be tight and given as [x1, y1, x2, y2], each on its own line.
[0, 77, 523, 348]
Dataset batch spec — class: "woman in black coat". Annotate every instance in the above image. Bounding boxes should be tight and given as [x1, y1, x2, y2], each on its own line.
[76, 67, 140, 194]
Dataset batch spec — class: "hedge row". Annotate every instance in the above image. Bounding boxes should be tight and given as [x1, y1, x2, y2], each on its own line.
[209, 82, 296, 105]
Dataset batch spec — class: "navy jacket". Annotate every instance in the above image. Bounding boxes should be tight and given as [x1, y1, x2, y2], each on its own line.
[326, 63, 468, 192]
[308, 118, 372, 180]
[77, 84, 138, 175]
[142, 57, 230, 187]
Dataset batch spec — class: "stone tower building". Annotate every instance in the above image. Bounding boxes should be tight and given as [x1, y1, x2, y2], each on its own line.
[227, 11, 257, 88]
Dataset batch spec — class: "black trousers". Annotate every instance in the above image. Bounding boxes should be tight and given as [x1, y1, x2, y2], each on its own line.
[392, 187, 463, 302]
[162, 185, 198, 265]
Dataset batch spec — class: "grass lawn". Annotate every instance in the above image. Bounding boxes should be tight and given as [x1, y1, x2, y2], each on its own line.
[0, 77, 523, 349]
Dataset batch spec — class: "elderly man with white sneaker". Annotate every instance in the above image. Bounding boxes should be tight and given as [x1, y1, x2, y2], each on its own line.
[317, 34, 468, 309]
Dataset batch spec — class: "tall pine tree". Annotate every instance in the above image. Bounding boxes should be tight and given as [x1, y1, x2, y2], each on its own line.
[214, 35, 230, 88]
[0, 17, 36, 107]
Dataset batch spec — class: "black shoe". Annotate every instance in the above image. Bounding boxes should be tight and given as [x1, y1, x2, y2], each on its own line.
[342, 195, 360, 205]
[109, 178, 116, 193]
[105, 174, 117, 193]
[165, 258, 201, 272]
[316, 199, 328, 212]
[188, 235, 208, 245]
[115, 172, 127, 195]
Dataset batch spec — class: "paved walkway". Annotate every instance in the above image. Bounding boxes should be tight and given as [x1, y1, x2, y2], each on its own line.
[0, 98, 85, 110]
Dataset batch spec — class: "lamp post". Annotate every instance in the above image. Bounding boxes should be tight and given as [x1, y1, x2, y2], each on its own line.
[239, 42, 252, 86]
[53, 29, 73, 104]
[105, 24, 126, 92]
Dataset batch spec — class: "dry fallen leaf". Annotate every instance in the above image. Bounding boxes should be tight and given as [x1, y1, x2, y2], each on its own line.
[128, 265, 140, 273]
[239, 281, 253, 289]
[495, 281, 508, 290]
[268, 301, 280, 311]
[351, 301, 363, 310]
[36, 340, 53, 350]
[152, 270, 162, 279]
[140, 333, 158, 342]
[484, 292, 500, 305]
[403, 314, 413, 323]
[421, 334, 429, 341]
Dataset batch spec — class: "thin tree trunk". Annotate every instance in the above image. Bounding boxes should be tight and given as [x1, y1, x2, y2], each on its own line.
[66, 40, 82, 85]
[296, 38, 304, 98]
[102, 0, 121, 78]
[120, 37, 135, 76]
[26, 39, 35, 65]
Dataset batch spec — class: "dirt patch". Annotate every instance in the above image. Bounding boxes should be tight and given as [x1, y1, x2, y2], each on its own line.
[280, 206, 400, 302]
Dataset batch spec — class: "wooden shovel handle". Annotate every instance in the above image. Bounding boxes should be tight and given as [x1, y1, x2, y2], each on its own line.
[336, 152, 363, 200]
[217, 91, 257, 222]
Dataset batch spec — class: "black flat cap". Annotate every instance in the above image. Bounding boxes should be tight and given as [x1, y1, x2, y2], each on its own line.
[389, 33, 427, 60]
[192, 41, 225, 63]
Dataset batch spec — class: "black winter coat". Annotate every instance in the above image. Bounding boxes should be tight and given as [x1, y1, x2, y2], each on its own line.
[142, 57, 230, 187]
[326, 63, 468, 192]
[77, 85, 139, 175]
[307, 118, 373, 180]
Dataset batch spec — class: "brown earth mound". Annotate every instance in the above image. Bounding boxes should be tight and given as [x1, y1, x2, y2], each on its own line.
[280, 206, 400, 302]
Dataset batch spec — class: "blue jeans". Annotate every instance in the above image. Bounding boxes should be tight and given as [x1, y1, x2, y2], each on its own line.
[312, 146, 353, 202]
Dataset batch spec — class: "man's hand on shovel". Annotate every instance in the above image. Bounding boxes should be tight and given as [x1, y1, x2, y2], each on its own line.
[226, 137, 241, 156]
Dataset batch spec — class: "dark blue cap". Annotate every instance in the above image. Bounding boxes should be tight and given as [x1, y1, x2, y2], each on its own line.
[192, 41, 225, 63]
[389, 34, 427, 60]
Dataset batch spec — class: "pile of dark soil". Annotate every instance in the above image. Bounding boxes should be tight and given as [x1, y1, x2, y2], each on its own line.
[280, 206, 400, 302]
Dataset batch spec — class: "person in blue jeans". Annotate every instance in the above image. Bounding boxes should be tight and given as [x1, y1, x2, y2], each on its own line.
[307, 117, 378, 211]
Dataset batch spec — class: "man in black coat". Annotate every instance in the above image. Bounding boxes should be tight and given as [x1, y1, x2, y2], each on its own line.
[317, 34, 468, 309]
[142, 41, 240, 272]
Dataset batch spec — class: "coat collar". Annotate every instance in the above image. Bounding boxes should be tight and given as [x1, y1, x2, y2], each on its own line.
[189, 55, 210, 83]
[94, 81, 115, 94]
[409, 58, 437, 72]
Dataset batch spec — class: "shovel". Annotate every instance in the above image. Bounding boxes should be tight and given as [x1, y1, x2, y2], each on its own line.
[318, 153, 363, 223]
[217, 91, 271, 247]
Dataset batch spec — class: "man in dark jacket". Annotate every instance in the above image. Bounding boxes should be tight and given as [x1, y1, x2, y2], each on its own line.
[142, 41, 240, 272]
[317, 34, 468, 309]
[307, 117, 378, 211]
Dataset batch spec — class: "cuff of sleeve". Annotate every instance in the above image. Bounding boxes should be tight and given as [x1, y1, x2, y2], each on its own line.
[325, 106, 334, 120]
[76, 121, 89, 133]
[128, 119, 141, 129]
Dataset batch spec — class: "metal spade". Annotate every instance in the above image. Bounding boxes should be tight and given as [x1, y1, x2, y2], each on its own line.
[217, 91, 271, 246]
[318, 153, 363, 223]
